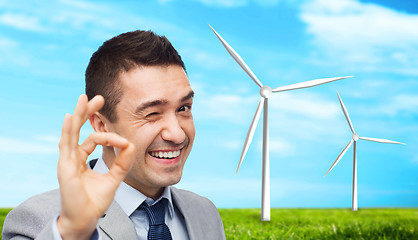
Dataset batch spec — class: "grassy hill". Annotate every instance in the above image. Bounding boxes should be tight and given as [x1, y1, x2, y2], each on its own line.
[1, 208, 417, 239]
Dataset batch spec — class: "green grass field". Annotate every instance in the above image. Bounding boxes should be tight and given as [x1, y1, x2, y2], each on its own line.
[0, 208, 12, 240]
[1, 208, 417, 239]
[218, 208, 418, 239]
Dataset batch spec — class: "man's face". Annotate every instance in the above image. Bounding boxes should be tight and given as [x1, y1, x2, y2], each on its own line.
[106, 65, 195, 196]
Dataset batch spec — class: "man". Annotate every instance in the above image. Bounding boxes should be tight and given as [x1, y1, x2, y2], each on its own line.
[3, 30, 226, 240]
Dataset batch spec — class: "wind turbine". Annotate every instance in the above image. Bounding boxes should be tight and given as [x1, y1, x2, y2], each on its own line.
[325, 91, 405, 211]
[209, 25, 352, 221]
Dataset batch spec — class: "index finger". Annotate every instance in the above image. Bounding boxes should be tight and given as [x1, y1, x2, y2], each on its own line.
[80, 132, 129, 157]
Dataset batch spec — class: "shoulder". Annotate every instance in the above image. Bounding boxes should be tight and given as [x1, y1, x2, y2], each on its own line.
[10, 188, 61, 216]
[171, 187, 216, 209]
[2, 189, 61, 239]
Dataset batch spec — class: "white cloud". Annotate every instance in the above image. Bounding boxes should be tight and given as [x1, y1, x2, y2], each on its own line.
[0, 137, 57, 155]
[245, 137, 296, 157]
[194, 90, 347, 150]
[269, 92, 340, 120]
[302, 0, 418, 48]
[59, 0, 104, 11]
[222, 139, 243, 150]
[257, 0, 281, 6]
[300, 0, 418, 75]
[0, 13, 47, 32]
[0, 35, 18, 48]
[382, 94, 418, 116]
[191, 0, 289, 7]
[357, 93, 418, 117]
[0, 0, 181, 40]
[181, 47, 231, 70]
[158, 0, 176, 3]
[266, 137, 296, 155]
[220, 136, 295, 156]
[52, 0, 181, 36]
[192, 0, 249, 7]
[196, 91, 340, 124]
[35, 134, 61, 143]
[195, 93, 259, 124]
[191, 0, 290, 8]
[49, 3, 117, 31]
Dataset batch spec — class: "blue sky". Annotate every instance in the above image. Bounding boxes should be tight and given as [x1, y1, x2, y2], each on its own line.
[0, 0, 417, 209]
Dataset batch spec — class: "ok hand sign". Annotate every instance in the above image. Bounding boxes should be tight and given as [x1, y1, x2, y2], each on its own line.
[56, 94, 134, 239]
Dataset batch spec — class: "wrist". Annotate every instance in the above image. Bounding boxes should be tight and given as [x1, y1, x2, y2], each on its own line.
[57, 215, 98, 240]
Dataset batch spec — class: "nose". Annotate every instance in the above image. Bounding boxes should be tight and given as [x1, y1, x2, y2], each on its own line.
[161, 115, 186, 145]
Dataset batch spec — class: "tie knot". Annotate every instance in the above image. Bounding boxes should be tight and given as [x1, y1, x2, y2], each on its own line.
[138, 198, 168, 226]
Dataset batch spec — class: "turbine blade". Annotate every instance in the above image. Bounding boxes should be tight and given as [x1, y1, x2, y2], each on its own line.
[337, 91, 355, 134]
[272, 76, 352, 93]
[236, 97, 264, 174]
[324, 139, 354, 177]
[209, 25, 263, 88]
[359, 136, 405, 145]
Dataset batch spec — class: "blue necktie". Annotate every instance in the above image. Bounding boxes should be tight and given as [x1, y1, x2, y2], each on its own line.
[138, 198, 173, 240]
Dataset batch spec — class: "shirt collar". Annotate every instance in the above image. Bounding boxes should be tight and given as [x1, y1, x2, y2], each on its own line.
[92, 156, 174, 218]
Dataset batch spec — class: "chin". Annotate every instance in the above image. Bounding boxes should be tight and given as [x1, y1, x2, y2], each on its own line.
[161, 173, 182, 186]
[157, 170, 183, 186]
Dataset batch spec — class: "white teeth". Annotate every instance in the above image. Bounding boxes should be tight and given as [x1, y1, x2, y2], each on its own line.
[150, 150, 181, 159]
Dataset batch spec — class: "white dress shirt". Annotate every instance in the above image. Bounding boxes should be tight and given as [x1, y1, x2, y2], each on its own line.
[52, 156, 189, 240]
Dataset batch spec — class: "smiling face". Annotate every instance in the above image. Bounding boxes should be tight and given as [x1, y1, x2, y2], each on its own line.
[103, 65, 195, 198]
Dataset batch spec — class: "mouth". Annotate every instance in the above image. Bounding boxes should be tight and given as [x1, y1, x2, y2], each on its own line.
[148, 149, 181, 160]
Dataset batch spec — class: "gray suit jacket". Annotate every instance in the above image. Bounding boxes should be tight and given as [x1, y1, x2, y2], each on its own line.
[2, 187, 225, 240]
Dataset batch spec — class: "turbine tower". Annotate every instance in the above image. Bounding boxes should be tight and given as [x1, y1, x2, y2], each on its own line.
[209, 25, 352, 221]
[325, 91, 405, 211]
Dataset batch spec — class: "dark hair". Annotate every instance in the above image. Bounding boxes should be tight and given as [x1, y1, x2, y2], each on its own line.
[85, 30, 186, 122]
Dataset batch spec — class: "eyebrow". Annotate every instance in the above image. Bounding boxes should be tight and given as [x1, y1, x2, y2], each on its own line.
[181, 90, 195, 102]
[135, 90, 194, 114]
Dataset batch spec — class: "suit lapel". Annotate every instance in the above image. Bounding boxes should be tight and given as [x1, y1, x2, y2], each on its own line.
[171, 188, 199, 240]
[98, 201, 138, 239]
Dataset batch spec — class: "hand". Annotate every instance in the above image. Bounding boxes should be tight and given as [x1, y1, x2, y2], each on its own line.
[56, 94, 135, 239]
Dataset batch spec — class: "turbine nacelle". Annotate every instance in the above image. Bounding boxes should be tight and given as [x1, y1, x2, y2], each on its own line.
[260, 86, 272, 98]
[352, 133, 360, 141]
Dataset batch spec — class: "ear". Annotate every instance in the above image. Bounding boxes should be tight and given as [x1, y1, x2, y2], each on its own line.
[89, 112, 109, 133]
